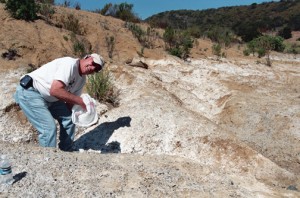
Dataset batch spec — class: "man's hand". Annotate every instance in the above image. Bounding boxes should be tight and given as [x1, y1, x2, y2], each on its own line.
[50, 80, 86, 110]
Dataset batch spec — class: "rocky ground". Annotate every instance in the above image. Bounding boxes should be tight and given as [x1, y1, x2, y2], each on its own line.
[1, 55, 300, 197]
[0, 141, 298, 198]
[0, 3, 299, 197]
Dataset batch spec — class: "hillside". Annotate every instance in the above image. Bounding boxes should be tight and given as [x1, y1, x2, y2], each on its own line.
[146, 1, 300, 41]
[0, 4, 168, 70]
[0, 3, 300, 197]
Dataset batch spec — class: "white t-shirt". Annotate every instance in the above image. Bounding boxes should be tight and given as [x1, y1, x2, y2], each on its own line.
[29, 57, 86, 102]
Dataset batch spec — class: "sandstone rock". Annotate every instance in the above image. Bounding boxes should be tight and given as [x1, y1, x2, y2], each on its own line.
[127, 57, 149, 69]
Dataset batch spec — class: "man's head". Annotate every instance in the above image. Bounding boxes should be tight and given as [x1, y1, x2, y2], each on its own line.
[80, 53, 105, 75]
[89, 53, 105, 72]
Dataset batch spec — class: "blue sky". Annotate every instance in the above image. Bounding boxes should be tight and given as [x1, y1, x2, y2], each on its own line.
[55, 0, 279, 20]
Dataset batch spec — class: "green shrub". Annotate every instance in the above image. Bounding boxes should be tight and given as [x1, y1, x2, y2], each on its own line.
[244, 35, 285, 66]
[73, 41, 85, 57]
[285, 43, 300, 55]
[206, 27, 235, 47]
[126, 22, 144, 41]
[257, 47, 266, 58]
[243, 49, 250, 56]
[86, 68, 119, 106]
[137, 47, 145, 57]
[271, 36, 285, 52]
[105, 36, 115, 58]
[247, 40, 256, 56]
[60, 14, 85, 35]
[63, 35, 68, 41]
[125, 22, 157, 48]
[163, 27, 193, 59]
[212, 44, 222, 57]
[100, 2, 140, 23]
[163, 27, 176, 48]
[180, 32, 193, 59]
[70, 33, 89, 57]
[186, 26, 202, 38]
[145, 26, 158, 49]
[222, 52, 227, 58]
[245, 35, 285, 57]
[169, 47, 182, 58]
[116, 3, 135, 22]
[38, 0, 55, 23]
[5, 0, 39, 21]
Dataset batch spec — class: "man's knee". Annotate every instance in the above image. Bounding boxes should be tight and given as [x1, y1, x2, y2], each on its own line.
[38, 120, 57, 147]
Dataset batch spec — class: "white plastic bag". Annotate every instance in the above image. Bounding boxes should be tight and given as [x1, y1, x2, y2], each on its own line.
[71, 94, 98, 127]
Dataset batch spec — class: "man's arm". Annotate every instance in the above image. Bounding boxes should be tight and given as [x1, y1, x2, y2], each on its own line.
[50, 80, 86, 110]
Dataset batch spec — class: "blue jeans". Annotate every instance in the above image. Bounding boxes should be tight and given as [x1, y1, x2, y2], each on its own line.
[14, 85, 75, 151]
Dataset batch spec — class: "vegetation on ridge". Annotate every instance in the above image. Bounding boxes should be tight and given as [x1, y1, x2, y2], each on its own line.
[146, 1, 300, 42]
[99, 2, 140, 23]
[1, 0, 299, 62]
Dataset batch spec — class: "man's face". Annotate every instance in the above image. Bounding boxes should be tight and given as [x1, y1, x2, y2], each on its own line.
[84, 57, 102, 75]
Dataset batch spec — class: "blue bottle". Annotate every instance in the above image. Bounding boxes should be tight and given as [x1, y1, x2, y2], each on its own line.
[0, 155, 14, 185]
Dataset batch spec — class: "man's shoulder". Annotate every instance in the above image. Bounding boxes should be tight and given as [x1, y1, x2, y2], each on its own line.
[56, 57, 78, 64]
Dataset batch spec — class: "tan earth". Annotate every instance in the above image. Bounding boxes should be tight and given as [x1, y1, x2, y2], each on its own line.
[0, 4, 299, 197]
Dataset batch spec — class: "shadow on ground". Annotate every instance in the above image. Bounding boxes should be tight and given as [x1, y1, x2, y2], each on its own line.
[13, 171, 27, 184]
[73, 116, 131, 153]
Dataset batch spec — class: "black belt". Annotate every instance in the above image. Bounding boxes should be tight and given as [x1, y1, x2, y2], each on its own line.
[20, 75, 33, 89]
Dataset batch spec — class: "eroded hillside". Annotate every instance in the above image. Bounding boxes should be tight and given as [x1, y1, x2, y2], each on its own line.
[0, 4, 299, 197]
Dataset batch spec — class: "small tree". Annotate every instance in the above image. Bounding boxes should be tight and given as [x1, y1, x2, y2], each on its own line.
[245, 35, 285, 66]
[116, 3, 133, 21]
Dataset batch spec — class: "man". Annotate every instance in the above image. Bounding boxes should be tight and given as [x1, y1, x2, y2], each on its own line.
[14, 53, 105, 151]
